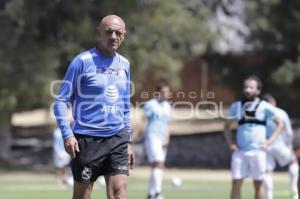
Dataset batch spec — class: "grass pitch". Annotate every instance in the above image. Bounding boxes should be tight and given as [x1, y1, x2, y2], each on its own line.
[0, 167, 292, 199]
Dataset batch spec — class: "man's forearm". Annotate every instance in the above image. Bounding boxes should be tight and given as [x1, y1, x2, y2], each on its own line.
[53, 100, 73, 141]
[224, 121, 234, 146]
[267, 116, 283, 145]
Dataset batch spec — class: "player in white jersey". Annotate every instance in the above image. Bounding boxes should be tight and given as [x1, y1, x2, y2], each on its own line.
[53, 127, 73, 187]
[224, 76, 283, 199]
[262, 94, 299, 199]
[144, 82, 172, 199]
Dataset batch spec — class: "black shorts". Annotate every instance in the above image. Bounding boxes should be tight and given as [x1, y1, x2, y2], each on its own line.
[71, 128, 130, 183]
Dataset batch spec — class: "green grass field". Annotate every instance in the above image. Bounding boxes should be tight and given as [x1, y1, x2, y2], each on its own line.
[0, 167, 292, 199]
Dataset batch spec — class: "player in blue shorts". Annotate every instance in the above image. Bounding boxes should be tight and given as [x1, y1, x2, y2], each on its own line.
[53, 15, 134, 199]
[144, 82, 172, 199]
[224, 75, 283, 199]
[262, 94, 298, 199]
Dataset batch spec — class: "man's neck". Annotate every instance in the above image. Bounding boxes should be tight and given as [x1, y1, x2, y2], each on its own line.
[97, 45, 115, 57]
[157, 98, 167, 103]
[242, 96, 258, 102]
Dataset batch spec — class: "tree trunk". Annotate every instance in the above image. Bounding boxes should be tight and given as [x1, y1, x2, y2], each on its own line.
[0, 126, 12, 161]
[0, 111, 12, 162]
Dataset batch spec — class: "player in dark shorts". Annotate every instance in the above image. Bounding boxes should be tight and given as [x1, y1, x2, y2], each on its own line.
[53, 15, 134, 199]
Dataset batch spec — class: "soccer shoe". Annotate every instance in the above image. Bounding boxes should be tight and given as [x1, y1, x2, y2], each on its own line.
[147, 194, 155, 199]
[155, 193, 165, 199]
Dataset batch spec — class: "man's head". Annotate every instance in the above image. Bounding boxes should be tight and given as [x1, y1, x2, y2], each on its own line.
[262, 93, 277, 106]
[97, 15, 126, 55]
[157, 82, 171, 101]
[243, 75, 263, 101]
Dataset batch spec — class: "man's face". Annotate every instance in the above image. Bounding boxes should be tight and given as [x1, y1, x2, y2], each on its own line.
[98, 18, 125, 54]
[160, 86, 171, 101]
[243, 79, 260, 100]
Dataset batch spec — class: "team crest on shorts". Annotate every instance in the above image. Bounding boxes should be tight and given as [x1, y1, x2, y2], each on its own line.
[117, 165, 128, 171]
[82, 167, 92, 181]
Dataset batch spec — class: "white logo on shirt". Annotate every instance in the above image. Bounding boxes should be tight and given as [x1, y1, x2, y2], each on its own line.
[101, 105, 120, 114]
[104, 85, 119, 103]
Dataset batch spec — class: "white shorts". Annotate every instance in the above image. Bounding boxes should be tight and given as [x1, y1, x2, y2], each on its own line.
[231, 150, 266, 181]
[145, 138, 167, 163]
[267, 141, 295, 171]
[53, 129, 71, 168]
[53, 151, 71, 168]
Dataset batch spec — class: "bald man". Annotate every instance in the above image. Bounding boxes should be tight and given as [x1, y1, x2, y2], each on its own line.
[54, 15, 134, 199]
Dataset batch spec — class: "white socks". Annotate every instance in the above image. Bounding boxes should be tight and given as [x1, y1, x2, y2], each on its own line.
[148, 168, 163, 196]
[288, 162, 299, 196]
[154, 168, 163, 194]
[148, 169, 155, 196]
[264, 172, 273, 199]
[264, 162, 299, 199]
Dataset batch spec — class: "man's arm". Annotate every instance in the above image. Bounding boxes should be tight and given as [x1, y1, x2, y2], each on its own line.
[164, 105, 172, 147]
[264, 116, 283, 147]
[283, 111, 294, 146]
[53, 57, 82, 158]
[123, 64, 131, 137]
[224, 119, 238, 152]
[123, 64, 135, 169]
[54, 100, 80, 158]
[163, 126, 170, 147]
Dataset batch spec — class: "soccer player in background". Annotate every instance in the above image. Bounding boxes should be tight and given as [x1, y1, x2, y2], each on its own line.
[262, 94, 299, 199]
[53, 15, 134, 199]
[224, 75, 283, 199]
[144, 82, 172, 199]
[52, 127, 73, 187]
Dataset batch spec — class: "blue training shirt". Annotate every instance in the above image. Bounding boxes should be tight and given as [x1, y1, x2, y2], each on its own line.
[53, 48, 131, 141]
[227, 98, 276, 151]
[144, 99, 172, 141]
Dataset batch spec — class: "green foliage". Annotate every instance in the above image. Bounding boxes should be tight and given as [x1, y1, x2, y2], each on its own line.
[245, 0, 300, 52]
[1, 0, 59, 124]
[0, 0, 129, 123]
[123, 0, 214, 89]
[206, 0, 300, 113]
[272, 59, 300, 85]
[0, 0, 215, 124]
[270, 57, 300, 114]
[2, 0, 299, 120]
